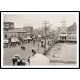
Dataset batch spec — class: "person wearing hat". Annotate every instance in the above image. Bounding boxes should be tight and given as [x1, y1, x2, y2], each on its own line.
[12, 56, 17, 66]
[28, 57, 30, 66]
[32, 46, 35, 53]
[20, 59, 23, 65]
[17, 59, 21, 66]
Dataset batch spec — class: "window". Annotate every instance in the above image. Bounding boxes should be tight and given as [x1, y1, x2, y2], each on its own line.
[69, 36, 71, 39]
[72, 36, 74, 39]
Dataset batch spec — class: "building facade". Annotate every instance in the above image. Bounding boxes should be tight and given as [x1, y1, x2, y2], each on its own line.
[58, 26, 68, 41]
[58, 20, 67, 41]
[67, 22, 77, 42]
[58, 22, 77, 42]
[4, 28, 26, 39]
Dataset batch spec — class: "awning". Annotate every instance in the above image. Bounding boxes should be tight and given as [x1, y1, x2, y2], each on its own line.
[27, 36, 32, 39]
[24, 37, 27, 40]
[15, 38, 20, 42]
[11, 37, 16, 42]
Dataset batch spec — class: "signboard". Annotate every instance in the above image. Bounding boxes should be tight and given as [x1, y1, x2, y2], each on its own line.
[4, 24, 9, 28]
[4, 22, 14, 30]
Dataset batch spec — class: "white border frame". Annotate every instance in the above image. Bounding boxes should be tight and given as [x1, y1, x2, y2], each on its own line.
[1, 12, 79, 68]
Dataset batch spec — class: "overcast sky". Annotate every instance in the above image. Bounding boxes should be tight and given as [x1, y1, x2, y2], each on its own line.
[3, 13, 77, 30]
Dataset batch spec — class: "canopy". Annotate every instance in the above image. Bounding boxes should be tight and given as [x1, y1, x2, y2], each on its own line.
[11, 37, 16, 42]
[27, 36, 32, 39]
[15, 38, 20, 42]
[30, 54, 49, 65]
[24, 37, 27, 40]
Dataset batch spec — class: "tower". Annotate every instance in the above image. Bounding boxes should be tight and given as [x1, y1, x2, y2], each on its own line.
[58, 18, 67, 42]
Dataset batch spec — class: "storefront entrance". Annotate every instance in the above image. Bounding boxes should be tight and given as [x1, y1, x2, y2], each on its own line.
[60, 36, 66, 41]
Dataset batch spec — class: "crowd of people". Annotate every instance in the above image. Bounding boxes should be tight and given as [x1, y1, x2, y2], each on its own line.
[4, 36, 53, 49]
[5, 36, 55, 66]
[12, 55, 30, 66]
[4, 36, 33, 48]
[12, 45, 37, 66]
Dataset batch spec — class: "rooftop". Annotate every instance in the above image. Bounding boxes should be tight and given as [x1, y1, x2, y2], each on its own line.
[4, 29, 26, 33]
[68, 22, 77, 31]
[4, 22, 14, 24]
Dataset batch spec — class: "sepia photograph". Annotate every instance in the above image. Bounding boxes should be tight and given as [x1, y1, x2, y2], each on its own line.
[1, 12, 79, 68]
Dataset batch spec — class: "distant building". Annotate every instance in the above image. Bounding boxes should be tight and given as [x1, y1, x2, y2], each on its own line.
[3, 22, 27, 39]
[23, 26, 33, 36]
[4, 22, 14, 31]
[4, 28, 26, 39]
[58, 27, 67, 41]
[58, 20, 67, 41]
[58, 22, 77, 42]
[33, 28, 43, 36]
[67, 22, 77, 42]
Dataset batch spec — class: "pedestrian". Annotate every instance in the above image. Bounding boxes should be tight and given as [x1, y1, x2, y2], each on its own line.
[41, 40, 43, 47]
[22, 59, 25, 66]
[21, 45, 23, 49]
[23, 46, 25, 50]
[32, 46, 35, 53]
[47, 39, 49, 44]
[12, 56, 17, 66]
[20, 59, 23, 65]
[28, 39, 30, 43]
[28, 57, 30, 65]
[17, 59, 21, 66]
[33, 39, 35, 45]
[41, 40, 43, 44]
[32, 50, 36, 56]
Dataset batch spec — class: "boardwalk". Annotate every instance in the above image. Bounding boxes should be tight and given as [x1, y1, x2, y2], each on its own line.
[46, 42, 77, 65]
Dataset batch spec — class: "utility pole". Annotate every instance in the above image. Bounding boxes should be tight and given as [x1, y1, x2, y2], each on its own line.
[42, 21, 50, 54]
[38, 43, 39, 53]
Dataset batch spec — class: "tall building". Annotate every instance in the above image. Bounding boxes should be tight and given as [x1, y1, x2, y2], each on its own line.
[4, 22, 14, 31]
[58, 22, 77, 42]
[58, 20, 67, 41]
[4, 29, 26, 39]
[67, 22, 77, 42]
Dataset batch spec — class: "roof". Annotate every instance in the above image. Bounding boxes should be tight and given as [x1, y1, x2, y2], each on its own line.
[4, 29, 26, 33]
[68, 22, 77, 31]
[4, 22, 14, 24]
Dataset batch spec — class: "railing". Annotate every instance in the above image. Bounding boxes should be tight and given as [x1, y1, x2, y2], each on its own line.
[43, 38, 58, 55]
